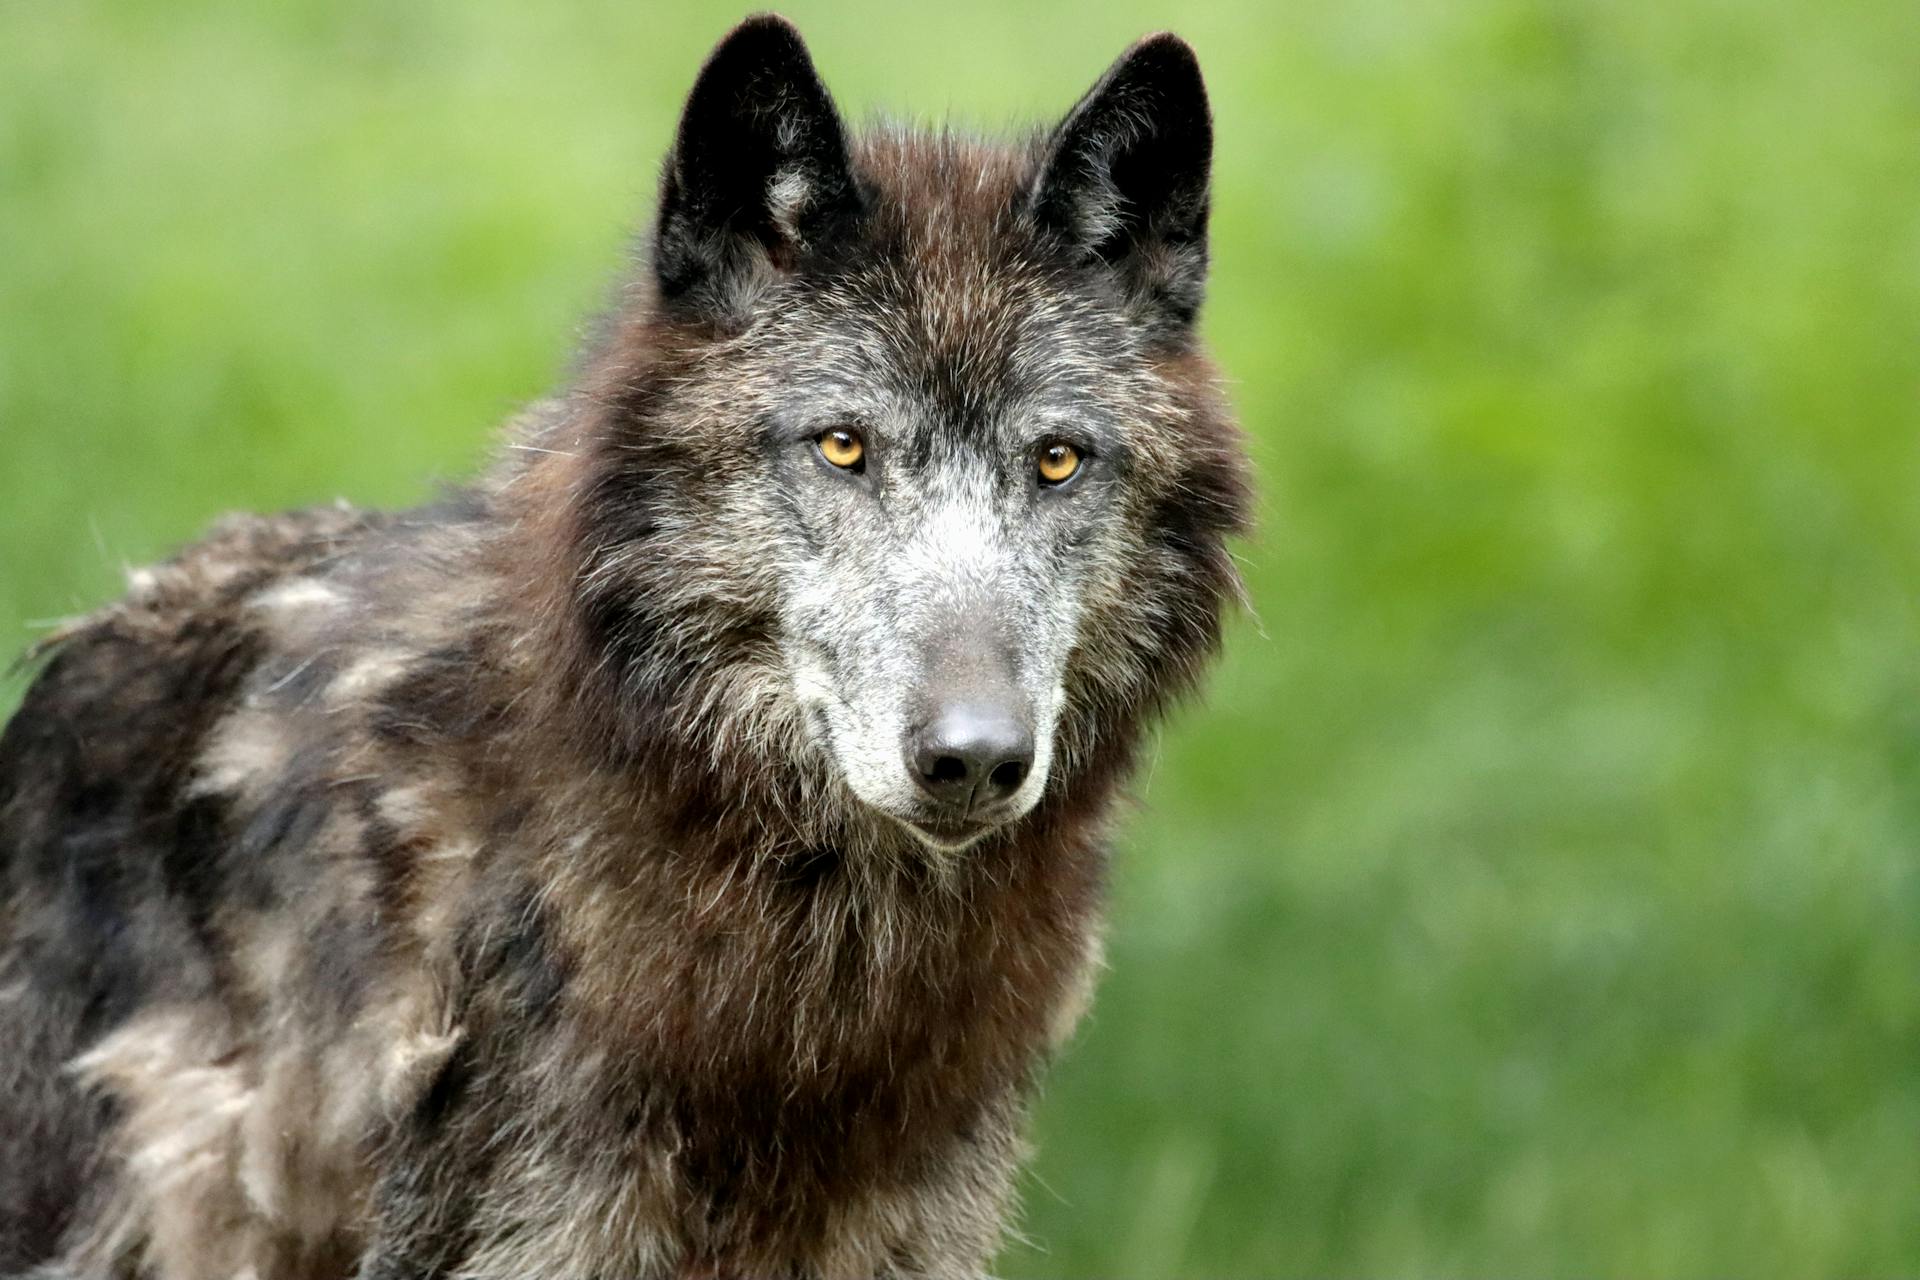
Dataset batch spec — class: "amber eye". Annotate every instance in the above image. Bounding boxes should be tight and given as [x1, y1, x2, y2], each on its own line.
[1037, 442, 1082, 486]
[816, 428, 865, 471]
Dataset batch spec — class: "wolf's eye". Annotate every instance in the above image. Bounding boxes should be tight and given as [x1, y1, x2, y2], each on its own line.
[816, 428, 865, 471]
[1037, 442, 1082, 486]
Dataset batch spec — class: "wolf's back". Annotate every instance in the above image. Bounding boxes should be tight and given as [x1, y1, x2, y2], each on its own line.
[0, 504, 377, 1269]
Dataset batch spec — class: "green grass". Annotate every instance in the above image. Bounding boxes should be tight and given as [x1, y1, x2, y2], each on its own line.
[5, 1, 1920, 1273]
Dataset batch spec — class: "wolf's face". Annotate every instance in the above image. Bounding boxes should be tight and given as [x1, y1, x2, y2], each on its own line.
[566, 19, 1244, 853]
[749, 288, 1141, 849]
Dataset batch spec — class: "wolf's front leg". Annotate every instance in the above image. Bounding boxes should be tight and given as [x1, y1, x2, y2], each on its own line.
[353, 1158, 473, 1280]
[351, 1050, 511, 1280]
[842, 1095, 1028, 1280]
[356, 1074, 686, 1280]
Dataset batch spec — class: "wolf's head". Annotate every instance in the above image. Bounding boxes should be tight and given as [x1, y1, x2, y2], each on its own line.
[536, 16, 1248, 856]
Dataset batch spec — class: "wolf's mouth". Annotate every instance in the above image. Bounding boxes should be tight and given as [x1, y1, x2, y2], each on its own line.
[900, 815, 995, 851]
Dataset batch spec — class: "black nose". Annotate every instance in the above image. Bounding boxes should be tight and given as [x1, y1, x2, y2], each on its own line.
[907, 703, 1035, 812]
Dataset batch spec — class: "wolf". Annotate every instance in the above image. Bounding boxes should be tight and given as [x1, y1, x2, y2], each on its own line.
[0, 15, 1249, 1279]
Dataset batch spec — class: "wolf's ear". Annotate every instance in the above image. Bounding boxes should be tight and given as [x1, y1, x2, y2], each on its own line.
[653, 16, 860, 316]
[1028, 34, 1213, 331]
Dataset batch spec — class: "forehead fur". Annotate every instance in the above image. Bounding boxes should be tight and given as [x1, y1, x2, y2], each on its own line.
[850, 125, 1039, 262]
[834, 127, 1140, 422]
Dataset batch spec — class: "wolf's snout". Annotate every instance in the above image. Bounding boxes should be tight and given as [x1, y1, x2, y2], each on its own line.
[906, 702, 1034, 813]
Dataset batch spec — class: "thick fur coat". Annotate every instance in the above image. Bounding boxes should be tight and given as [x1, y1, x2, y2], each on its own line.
[0, 16, 1249, 1279]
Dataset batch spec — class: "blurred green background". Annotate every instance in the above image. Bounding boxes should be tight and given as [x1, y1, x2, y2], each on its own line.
[5, 0, 1920, 1274]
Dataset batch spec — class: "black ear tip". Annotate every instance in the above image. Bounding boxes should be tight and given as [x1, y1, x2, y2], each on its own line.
[1118, 31, 1208, 100]
[1131, 31, 1201, 66]
[681, 13, 826, 132]
[704, 12, 812, 72]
